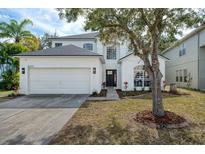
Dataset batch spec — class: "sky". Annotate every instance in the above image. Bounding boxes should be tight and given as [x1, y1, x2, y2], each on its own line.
[0, 8, 86, 37]
[0, 8, 194, 39]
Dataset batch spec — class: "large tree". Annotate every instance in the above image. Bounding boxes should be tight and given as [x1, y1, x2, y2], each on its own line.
[39, 32, 58, 49]
[0, 19, 34, 43]
[0, 19, 39, 51]
[57, 8, 205, 117]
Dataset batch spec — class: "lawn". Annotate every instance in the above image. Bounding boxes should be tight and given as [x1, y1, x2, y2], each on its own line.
[51, 88, 205, 145]
[0, 90, 14, 102]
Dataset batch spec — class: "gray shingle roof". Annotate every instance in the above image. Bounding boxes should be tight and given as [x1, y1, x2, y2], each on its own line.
[16, 44, 102, 56]
[51, 32, 99, 39]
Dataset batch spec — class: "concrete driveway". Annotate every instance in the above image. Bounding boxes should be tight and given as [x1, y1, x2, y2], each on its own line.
[0, 94, 88, 145]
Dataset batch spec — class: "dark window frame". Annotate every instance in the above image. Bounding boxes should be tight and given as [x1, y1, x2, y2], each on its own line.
[179, 43, 186, 57]
[55, 43, 62, 47]
[106, 46, 117, 60]
[176, 70, 179, 82]
[183, 69, 188, 82]
[83, 43, 93, 51]
[179, 70, 183, 82]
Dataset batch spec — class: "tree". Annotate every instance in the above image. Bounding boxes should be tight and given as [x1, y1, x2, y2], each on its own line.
[57, 8, 205, 117]
[21, 35, 40, 51]
[0, 19, 34, 43]
[39, 32, 57, 49]
[0, 42, 28, 72]
[0, 42, 28, 90]
[0, 19, 39, 51]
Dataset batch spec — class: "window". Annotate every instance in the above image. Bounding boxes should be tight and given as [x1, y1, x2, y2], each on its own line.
[179, 70, 183, 82]
[144, 71, 149, 79]
[176, 70, 179, 82]
[55, 43, 62, 47]
[136, 80, 142, 86]
[179, 49, 182, 57]
[83, 43, 93, 51]
[107, 47, 117, 59]
[179, 43, 186, 57]
[107, 71, 113, 75]
[144, 81, 151, 87]
[184, 69, 188, 82]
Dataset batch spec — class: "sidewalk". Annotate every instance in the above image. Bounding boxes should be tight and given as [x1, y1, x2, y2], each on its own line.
[87, 87, 120, 101]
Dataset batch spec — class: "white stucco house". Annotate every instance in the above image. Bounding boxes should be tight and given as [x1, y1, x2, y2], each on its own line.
[163, 25, 205, 90]
[17, 32, 167, 95]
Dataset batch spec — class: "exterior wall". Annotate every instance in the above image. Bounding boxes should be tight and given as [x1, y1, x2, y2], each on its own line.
[51, 37, 130, 89]
[199, 47, 205, 89]
[19, 56, 102, 95]
[103, 44, 121, 89]
[97, 40, 129, 89]
[52, 39, 97, 53]
[199, 29, 205, 47]
[120, 54, 166, 91]
[199, 29, 205, 89]
[164, 34, 199, 89]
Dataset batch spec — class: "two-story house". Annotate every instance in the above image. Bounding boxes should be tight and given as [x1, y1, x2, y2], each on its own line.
[17, 32, 166, 95]
[163, 25, 205, 90]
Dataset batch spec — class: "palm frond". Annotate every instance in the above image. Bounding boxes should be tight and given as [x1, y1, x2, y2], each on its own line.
[19, 19, 33, 30]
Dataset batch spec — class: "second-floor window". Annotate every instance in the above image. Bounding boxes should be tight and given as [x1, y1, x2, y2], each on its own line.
[55, 43, 62, 47]
[83, 43, 93, 51]
[107, 46, 117, 60]
[179, 43, 186, 57]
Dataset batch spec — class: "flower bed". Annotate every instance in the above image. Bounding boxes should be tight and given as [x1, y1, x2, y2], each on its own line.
[134, 110, 188, 129]
[90, 89, 107, 97]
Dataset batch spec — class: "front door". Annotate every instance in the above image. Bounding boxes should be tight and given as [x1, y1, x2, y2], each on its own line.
[106, 70, 117, 87]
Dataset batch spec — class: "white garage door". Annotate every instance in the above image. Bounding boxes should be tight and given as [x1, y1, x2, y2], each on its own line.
[29, 68, 90, 94]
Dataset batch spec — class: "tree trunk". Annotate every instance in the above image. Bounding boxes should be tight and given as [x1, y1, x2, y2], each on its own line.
[150, 33, 165, 117]
[151, 70, 165, 117]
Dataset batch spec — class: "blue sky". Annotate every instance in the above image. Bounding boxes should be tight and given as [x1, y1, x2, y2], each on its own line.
[0, 8, 86, 37]
[0, 8, 194, 39]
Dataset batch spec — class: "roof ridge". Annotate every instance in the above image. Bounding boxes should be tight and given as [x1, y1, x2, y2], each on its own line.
[50, 32, 99, 39]
[15, 44, 102, 56]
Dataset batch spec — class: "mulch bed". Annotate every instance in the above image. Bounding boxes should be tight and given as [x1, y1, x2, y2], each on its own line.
[116, 89, 149, 98]
[90, 89, 107, 97]
[116, 89, 189, 99]
[134, 110, 188, 129]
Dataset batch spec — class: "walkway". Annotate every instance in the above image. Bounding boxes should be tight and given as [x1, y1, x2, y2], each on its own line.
[87, 87, 120, 101]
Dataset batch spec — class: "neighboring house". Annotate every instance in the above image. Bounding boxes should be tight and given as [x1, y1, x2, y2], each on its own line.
[163, 26, 205, 90]
[17, 32, 167, 95]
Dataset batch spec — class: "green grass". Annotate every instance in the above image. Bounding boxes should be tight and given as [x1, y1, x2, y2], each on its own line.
[51, 88, 205, 144]
[0, 90, 13, 102]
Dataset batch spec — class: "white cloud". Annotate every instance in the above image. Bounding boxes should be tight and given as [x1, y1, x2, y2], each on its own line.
[7, 8, 86, 36]
[0, 14, 11, 20]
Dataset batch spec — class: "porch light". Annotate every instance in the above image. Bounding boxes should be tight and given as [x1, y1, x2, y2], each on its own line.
[93, 67, 96, 74]
[21, 67, 25, 74]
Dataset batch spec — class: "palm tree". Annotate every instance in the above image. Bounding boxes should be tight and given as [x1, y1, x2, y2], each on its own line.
[0, 19, 34, 43]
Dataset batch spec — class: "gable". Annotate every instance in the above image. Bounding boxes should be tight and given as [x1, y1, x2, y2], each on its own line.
[119, 53, 168, 63]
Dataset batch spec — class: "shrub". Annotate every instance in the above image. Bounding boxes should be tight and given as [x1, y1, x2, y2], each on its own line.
[92, 91, 98, 96]
[1, 70, 19, 90]
[0, 81, 3, 89]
